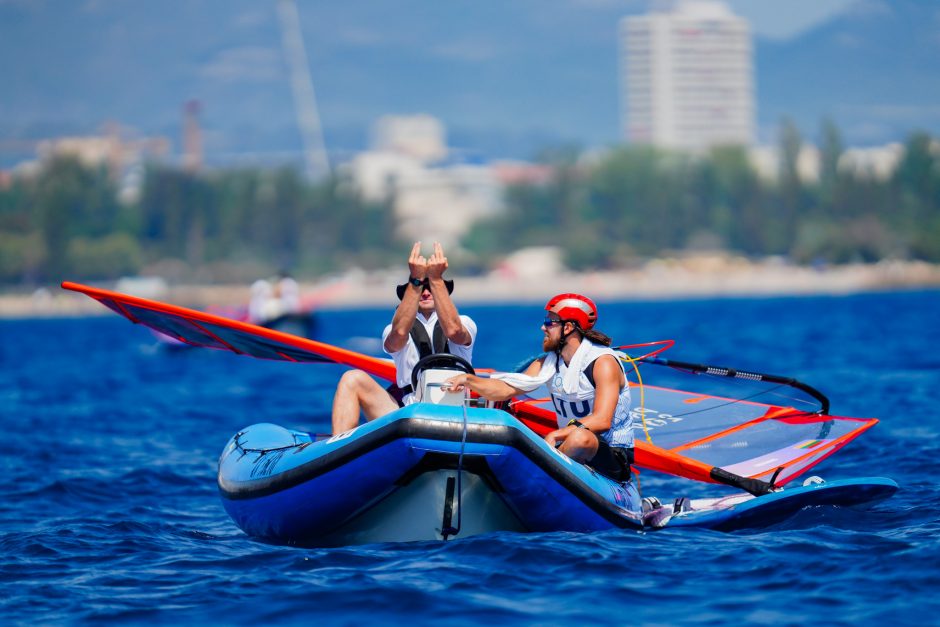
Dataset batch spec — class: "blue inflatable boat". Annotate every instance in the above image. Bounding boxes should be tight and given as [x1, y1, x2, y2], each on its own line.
[217, 403, 898, 546]
[218, 402, 645, 546]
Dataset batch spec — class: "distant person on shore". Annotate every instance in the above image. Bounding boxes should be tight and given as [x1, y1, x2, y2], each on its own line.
[444, 294, 633, 483]
[331, 242, 477, 434]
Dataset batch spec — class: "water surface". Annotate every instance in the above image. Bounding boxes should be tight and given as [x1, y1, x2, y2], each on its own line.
[2, 291, 938, 624]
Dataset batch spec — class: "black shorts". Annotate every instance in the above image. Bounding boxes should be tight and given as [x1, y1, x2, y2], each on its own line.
[385, 383, 409, 408]
[590, 440, 633, 483]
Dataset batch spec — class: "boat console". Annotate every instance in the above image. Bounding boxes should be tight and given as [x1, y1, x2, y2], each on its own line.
[411, 353, 473, 406]
[414, 368, 467, 405]
[410, 353, 497, 408]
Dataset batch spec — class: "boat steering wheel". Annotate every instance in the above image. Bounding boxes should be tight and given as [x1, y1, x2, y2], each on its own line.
[410, 353, 475, 391]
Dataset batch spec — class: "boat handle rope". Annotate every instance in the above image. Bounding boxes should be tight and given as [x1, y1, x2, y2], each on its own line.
[618, 351, 653, 444]
[442, 391, 470, 541]
[232, 431, 309, 459]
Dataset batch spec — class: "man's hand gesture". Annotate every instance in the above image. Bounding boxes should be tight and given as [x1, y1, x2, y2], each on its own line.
[408, 241, 428, 280]
[427, 242, 448, 280]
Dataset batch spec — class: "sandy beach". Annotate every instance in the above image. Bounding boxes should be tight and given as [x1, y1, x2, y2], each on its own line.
[3, 255, 940, 319]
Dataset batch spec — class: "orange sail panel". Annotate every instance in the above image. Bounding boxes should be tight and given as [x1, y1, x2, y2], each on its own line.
[61, 282, 396, 381]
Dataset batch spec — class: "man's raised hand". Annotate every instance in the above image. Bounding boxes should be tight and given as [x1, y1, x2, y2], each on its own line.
[427, 242, 448, 280]
[408, 241, 427, 279]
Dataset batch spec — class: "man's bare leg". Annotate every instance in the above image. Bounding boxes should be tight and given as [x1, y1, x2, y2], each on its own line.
[331, 370, 400, 434]
[558, 428, 599, 463]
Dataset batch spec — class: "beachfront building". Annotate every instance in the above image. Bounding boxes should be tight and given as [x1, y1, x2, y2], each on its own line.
[838, 143, 906, 181]
[620, 0, 754, 151]
[749, 145, 821, 183]
[372, 114, 448, 164]
[12, 125, 170, 203]
[341, 114, 502, 248]
[748, 142, 908, 183]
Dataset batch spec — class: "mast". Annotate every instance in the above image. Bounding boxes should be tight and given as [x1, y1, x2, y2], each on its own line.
[276, 0, 331, 181]
[182, 99, 203, 173]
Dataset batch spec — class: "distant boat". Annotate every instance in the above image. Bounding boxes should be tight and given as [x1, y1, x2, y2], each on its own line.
[152, 280, 345, 348]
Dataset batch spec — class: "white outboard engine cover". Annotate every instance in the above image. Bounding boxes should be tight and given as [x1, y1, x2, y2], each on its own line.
[415, 369, 466, 406]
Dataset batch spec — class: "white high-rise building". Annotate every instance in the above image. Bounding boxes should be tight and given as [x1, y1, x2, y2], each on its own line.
[620, 1, 754, 151]
[372, 114, 447, 164]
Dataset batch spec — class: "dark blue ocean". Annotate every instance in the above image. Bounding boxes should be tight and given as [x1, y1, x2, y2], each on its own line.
[3, 290, 939, 625]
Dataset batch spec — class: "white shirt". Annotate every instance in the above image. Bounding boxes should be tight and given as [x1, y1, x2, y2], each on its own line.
[382, 311, 477, 405]
[248, 280, 272, 324]
[276, 277, 300, 314]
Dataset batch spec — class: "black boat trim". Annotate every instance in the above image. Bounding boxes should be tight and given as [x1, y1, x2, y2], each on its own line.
[441, 476, 457, 535]
[393, 452, 507, 493]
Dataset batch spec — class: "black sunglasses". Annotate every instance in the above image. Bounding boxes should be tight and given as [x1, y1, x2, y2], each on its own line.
[542, 317, 563, 328]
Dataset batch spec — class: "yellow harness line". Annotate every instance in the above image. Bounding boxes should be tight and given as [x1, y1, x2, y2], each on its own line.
[618, 352, 653, 444]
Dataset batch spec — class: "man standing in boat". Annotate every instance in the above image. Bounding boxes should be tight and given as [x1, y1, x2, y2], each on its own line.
[445, 294, 633, 483]
[331, 242, 477, 434]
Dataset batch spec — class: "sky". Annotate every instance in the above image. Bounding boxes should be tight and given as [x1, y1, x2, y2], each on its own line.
[725, 0, 856, 40]
[0, 0, 932, 165]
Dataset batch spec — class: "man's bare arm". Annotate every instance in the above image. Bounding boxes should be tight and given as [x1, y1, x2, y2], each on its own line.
[385, 242, 426, 353]
[427, 242, 471, 346]
[444, 359, 543, 401]
[579, 355, 624, 432]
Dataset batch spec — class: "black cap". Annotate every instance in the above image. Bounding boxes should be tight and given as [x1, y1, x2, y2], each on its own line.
[396, 278, 454, 300]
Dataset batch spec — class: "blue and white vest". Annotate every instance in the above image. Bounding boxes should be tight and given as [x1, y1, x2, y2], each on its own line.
[549, 343, 634, 448]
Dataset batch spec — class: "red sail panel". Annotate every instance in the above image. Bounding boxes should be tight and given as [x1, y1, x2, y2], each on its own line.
[61, 282, 396, 381]
[504, 397, 722, 483]
[509, 384, 877, 488]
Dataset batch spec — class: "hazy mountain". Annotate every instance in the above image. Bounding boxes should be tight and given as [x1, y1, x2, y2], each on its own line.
[757, 0, 940, 145]
[0, 0, 937, 167]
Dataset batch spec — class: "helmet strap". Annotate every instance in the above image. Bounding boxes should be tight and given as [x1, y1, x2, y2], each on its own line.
[558, 320, 582, 350]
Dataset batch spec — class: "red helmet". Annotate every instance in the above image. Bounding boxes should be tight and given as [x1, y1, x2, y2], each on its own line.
[545, 293, 597, 330]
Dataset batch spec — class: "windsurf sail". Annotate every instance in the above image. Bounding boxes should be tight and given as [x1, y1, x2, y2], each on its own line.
[509, 352, 877, 494]
[62, 282, 395, 380]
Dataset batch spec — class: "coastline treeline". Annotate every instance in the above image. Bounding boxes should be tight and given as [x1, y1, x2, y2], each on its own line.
[0, 125, 937, 284]
[0, 164, 398, 284]
[465, 125, 940, 270]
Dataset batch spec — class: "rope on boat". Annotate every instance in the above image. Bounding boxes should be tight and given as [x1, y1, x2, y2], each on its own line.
[442, 391, 470, 541]
[232, 431, 309, 461]
[618, 351, 653, 444]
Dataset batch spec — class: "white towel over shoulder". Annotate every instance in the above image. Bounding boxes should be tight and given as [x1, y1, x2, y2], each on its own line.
[491, 340, 597, 394]
[490, 353, 556, 392]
